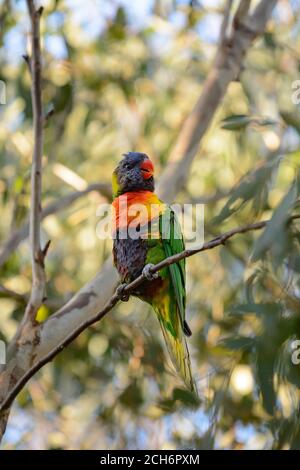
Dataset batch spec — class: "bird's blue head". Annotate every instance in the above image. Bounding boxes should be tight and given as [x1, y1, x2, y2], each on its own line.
[112, 152, 155, 198]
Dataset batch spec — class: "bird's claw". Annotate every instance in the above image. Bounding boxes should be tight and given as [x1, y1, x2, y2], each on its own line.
[142, 263, 159, 281]
[116, 283, 130, 302]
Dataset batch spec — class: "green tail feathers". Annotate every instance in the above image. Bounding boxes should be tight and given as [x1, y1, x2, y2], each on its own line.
[153, 302, 196, 394]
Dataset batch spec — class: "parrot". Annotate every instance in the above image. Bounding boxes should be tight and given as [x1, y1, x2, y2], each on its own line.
[112, 152, 195, 393]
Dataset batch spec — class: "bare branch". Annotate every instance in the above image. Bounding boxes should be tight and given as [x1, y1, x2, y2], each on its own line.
[0, 285, 27, 304]
[0, 182, 111, 270]
[157, 0, 278, 203]
[219, 0, 234, 44]
[0, 285, 69, 309]
[1, 214, 299, 413]
[249, 0, 277, 34]
[233, 0, 252, 29]
[0, 409, 9, 442]
[24, 1, 46, 323]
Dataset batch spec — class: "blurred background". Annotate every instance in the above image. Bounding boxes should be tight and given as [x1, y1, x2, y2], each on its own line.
[1, 0, 300, 450]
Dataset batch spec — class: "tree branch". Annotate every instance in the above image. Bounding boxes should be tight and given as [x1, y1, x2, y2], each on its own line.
[0, 285, 27, 304]
[233, 0, 252, 29]
[1, 214, 299, 414]
[0, 182, 111, 270]
[24, 0, 46, 324]
[219, 0, 234, 45]
[157, 0, 278, 203]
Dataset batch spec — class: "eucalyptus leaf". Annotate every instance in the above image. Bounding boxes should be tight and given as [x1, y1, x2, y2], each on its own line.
[256, 352, 276, 415]
[219, 335, 257, 351]
[252, 182, 297, 261]
[229, 302, 281, 317]
[280, 110, 300, 134]
[221, 114, 252, 130]
[213, 156, 280, 224]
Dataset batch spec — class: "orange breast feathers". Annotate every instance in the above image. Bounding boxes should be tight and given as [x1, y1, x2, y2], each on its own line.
[112, 191, 165, 234]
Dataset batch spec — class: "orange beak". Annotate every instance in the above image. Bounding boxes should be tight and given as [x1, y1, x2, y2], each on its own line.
[140, 158, 154, 179]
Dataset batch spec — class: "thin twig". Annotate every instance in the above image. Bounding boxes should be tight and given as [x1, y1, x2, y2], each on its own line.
[0, 183, 112, 270]
[0, 285, 27, 304]
[1, 214, 299, 413]
[0, 285, 71, 309]
[23, 0, 46, 323]
[219, 0, 234, 45]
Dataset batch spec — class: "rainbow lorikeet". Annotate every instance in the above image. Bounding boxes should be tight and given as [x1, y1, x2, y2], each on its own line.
[112, 152, 195, 392]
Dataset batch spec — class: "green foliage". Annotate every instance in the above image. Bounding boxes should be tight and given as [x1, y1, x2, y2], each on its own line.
[213, 155, 281, 223]
[252, 181, 298, 261]
[221, 114, 276, 131]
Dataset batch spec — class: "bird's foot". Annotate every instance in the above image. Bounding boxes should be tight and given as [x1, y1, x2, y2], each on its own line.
[142, 263, 159, 281]
[116, 283, 130, 302]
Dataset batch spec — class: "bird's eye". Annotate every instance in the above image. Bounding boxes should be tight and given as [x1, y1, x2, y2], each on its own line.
[124, 162, 133, 170]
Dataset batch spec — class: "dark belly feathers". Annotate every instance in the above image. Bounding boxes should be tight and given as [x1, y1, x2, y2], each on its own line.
[113, 236, 147, 283]
[113, 234, 164, 300]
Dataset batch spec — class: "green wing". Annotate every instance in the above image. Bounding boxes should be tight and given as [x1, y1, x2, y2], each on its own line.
[159, 207, 187, 333]
[144, 204, 195, 392]
[157, 206, 195, 392]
